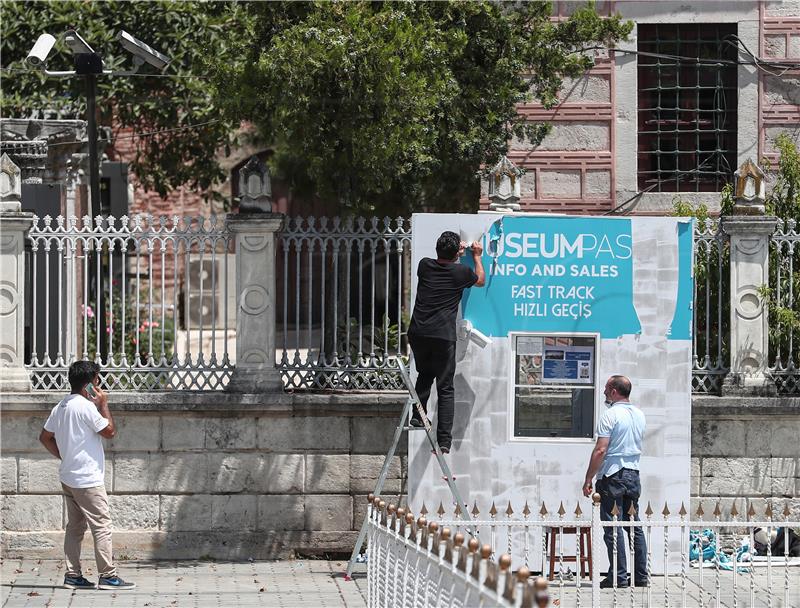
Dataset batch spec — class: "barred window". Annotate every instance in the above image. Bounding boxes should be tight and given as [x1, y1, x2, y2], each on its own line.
[637, 24, 738, 192]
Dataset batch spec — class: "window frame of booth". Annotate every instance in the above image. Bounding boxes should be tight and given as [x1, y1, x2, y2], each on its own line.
[507, 331, 600, 443]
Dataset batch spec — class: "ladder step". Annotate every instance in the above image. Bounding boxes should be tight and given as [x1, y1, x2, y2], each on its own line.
[401, 425, 428, 431]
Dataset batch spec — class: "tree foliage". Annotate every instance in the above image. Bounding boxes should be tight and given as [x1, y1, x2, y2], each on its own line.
[0, 0, 237, 198]
[209, 1, 632, 214]
[3, 1, 632, 211]
[765, 134, 800, 222]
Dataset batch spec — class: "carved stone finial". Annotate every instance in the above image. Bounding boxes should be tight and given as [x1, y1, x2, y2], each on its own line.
[732, 158, 766, 216]
[0, 153, 22, 212]
[488, 155, 522, 212]
[238, 155, 273, 213]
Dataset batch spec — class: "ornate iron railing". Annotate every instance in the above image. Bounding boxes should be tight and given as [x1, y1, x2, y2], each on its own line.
[692, 218, 731, 394]
[20, 213, 800, 394]
[277, 216, 412, 391]
[25, 214, 234, 390]
[767, 219, 800, 395]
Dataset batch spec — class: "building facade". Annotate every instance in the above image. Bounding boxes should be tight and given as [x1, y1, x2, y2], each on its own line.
[481, 0, 800, 215]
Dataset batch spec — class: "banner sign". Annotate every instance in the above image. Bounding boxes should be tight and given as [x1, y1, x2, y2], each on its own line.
[460, 215, 693, 340]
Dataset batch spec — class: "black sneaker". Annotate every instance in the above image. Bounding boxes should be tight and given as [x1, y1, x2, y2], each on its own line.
[634, 579, 650, 588]
[409, 417, 425, 428]
[64, 575, 95, 590]
[439, 446, 450, 454]
[98, 576, 136, 590]
[600, 578, 629, 589]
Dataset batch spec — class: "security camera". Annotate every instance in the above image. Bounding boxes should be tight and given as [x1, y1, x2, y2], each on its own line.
[26, 33, 57, 67]
[117, 30, 170, 70]
[64, 30, 94, 54]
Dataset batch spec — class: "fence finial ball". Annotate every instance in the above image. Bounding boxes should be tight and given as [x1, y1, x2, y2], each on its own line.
[417, 517, 427, 529]
[441, 527, 451, 540]
[468, 538, 480, 552]
[516, 566, 531, 582]
[454, 532, 465, 547]
[428, 521, 439, 533]
[396, 507, 405, 518]
[378, 500, 386, 510]
[498, 554, 512, 571]
[534, 576, 549, 591]
[480, 544, 492, 559]
[367, 493, 375, 503]
[373, 497, 381, 508]
[592, 492, 601, 504]
[405, 512, 415, 525]
[387, 503, 396, 514]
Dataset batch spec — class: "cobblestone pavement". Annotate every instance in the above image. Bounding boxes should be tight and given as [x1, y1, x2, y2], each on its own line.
[1, 559, 367, 608]
[3, 558, 798, 607]
[545, 571, 800, 608]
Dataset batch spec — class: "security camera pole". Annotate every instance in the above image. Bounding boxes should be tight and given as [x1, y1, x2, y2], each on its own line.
[75, 53, 103, 215]
[26, 30, 171, 216]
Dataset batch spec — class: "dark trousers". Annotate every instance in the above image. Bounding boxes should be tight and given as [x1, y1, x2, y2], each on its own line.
[408, 335, 456, 448]
[597, 468, 648, 584]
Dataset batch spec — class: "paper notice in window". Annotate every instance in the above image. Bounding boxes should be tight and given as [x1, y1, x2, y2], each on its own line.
[516, 336, 543, 356]
[541, 345, 594, 385]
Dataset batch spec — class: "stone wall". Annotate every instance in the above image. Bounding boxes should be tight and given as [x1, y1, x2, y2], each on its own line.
[1, 392, 408, 560]
[1, 392, 798, 560]
[691, 396, 800, 519]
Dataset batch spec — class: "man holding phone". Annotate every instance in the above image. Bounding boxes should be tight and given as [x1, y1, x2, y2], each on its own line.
[39, 360, 135, 591]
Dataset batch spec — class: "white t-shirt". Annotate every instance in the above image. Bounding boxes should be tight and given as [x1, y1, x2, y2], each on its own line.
[43, 394, 109, 489]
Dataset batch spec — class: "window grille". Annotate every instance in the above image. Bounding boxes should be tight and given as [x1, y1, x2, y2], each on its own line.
[637, 24, 738, 192]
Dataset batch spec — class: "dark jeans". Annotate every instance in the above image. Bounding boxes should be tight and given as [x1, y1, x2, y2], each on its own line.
[408, 335, 456, 448]
[597, 468, 648, 584]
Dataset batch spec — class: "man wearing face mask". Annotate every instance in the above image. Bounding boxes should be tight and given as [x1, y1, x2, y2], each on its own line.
[581, 375, 647, 589]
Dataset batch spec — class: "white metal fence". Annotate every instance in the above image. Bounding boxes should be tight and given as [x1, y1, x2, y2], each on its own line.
[25, 214, 235, 390]
[399, 497, 800, 608]
[19, 214, 800, 394]
[691, 218, 729, 394]
[767, 219, 800, 394]
[277, 216, 412, 390]
[366, 498, 549, 608]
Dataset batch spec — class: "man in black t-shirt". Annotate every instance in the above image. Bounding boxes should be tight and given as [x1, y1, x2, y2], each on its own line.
[407, 230, 485, 453]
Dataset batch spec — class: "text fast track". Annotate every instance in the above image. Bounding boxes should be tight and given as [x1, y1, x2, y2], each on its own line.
[511, 285, 595, 300]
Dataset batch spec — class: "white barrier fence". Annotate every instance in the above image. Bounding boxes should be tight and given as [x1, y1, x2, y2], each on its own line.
[367, 495, 800, 607]
[365, 497, 549, 608]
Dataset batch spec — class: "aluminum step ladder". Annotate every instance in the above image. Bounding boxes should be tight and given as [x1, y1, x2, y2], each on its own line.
[345, 357, 474, 579]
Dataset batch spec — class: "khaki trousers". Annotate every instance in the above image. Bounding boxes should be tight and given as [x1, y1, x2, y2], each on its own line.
[62, 483, 116, 578]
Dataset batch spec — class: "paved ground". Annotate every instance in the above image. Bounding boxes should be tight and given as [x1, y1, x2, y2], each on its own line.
[2, 559, 798, 607]
[546, 571, 800, 607]
[1, 559, 367, 608]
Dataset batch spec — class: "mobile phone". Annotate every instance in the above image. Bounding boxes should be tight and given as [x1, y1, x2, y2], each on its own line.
[84, 383, 98, 399]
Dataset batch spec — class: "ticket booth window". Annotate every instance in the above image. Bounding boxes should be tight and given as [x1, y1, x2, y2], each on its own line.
[511, 334, 597, 439]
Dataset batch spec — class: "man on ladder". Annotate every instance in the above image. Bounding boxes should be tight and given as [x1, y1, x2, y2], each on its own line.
[344, 231, 485, 579]
[407, 231, 485, 453]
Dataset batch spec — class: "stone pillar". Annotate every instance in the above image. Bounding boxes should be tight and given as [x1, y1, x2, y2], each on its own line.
[0, 153, 33, 391]
[721, 159, 777, 394]
[487, 155, 522, 212]
[225, 212, 285, 392]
